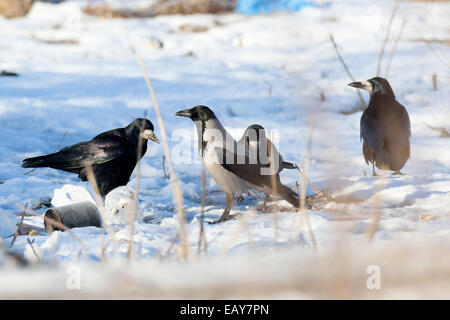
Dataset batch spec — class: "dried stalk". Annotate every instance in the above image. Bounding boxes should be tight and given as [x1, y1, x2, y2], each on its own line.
[329, 34, 366, 109]
[164, 233, 180, 259]
[296, 166, 333, 201]
[298, 118, 317, 251]
[135, 53, 189, 260]
[84, 164, 118, 261]
[385, 19, 407, 78]
[27, 238, 40, 261]
[9, 203, 28, 248]
[127, 115, 147, 262]
[162, 155, 169, 179]
[198, 170, 208, 255]
[377, 4, 398, 76]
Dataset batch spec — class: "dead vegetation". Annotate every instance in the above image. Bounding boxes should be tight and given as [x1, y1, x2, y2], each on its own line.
[0, 0, 32, 18]
[427, 124, 450, 137]
[83, 0, 236, 18]
[0, 0, 236, 19]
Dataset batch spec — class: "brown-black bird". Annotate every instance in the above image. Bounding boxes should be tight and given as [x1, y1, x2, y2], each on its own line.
[22, 118, 159, 197]
[348, 77, 411, 176]
[238, 124, 297, 173]
[176, 106, 299, 223]
[238, 124, 298, 208]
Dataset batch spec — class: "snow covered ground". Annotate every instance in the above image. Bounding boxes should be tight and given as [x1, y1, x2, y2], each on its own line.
[0, 0, 449, 298]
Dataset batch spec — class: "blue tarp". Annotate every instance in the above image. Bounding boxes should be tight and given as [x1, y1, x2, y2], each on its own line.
[237, 0, 316, 15]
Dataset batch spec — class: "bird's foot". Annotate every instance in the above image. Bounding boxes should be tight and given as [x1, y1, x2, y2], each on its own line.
[208, 213, 240, 224]
[391, 171, 405, 176]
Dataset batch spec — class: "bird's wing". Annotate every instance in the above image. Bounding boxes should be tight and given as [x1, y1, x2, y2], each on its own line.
[360, 111, 381, 153]
[397, 101, 411, 138]
[215, 145, 272, 189]
[59, 140, 126, 168]
[215, 145, 299, 207]
[31, 132, 129, 170]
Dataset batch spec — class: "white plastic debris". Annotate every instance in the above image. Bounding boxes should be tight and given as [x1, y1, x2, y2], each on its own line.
[51, 184, 96, 207]
[103, 186, 143, 226]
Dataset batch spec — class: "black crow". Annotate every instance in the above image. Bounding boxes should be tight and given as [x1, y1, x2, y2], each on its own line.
[22, 118, 159, 197]
[176, 106, 299, 223]
[348, 77, 411, 176]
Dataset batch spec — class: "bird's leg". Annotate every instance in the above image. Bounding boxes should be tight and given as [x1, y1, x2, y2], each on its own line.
[372, 162, 378, 177]
[210, 193, 236, 224]
[392, 171, 405, 176]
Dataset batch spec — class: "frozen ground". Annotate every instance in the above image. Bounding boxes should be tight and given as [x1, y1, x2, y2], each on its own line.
[0, 0, 449, 298]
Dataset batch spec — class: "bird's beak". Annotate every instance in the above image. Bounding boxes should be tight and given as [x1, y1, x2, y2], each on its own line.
[175, 108, 192, 118]
[140, 129, 160, 144]
[348, 81, 371, 91]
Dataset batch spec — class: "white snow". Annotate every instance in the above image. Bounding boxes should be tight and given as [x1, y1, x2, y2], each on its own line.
[0, 0, 449, 298]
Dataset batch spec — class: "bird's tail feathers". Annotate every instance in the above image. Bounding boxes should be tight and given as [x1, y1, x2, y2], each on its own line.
[21, 152, 72, 169]
[276, 182, 300, 208]
[22, 154, 56, 168]
[281, 161, 298, 170]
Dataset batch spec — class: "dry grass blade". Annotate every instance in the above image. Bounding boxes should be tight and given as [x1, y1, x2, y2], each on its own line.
[268, 140, 279, 247]
[84, 164, 103, 202]
[136, 53, 189, 260]
[26, 238, 40, 261]
[385, 19, 407, 78]
[198, 170, 208, 255]
[163, 233, 180, 259]
[127, 115, 147, 262]
[84, 164, 118, 261]
[329, 34, 366, 111]
[377, 4, 398, 76]
[427, 124, 450, 138]
[9, 203, 28, 248]
[297, 166, 333, 201]
[162, 155, 170, 179]
[410, 24, 450, 69]
[298, 118, 317, 251]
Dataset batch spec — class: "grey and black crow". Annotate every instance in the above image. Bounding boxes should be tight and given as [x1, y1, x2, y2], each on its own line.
[22, 118, 159, 197]
[176, 106, 299, 223]
[238, 124, 298, 208]
[348, 77, 411, 176]
[238, 124, 297, 174]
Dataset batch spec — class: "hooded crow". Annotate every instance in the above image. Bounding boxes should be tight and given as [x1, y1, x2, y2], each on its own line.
[176, 106, 299, 223]
[22, 118, 159, 197]
[348, 77, 411, 176]
[238, 124, 298, 208]
[238, 124, 297, 174]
